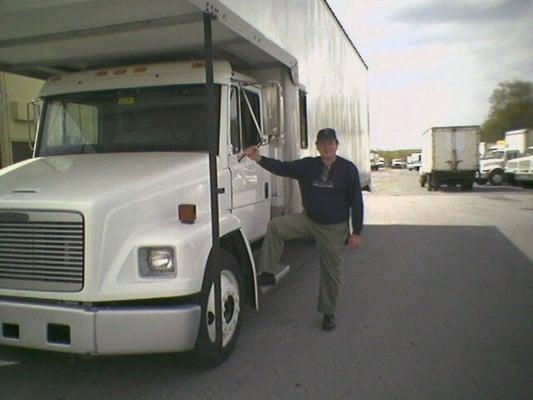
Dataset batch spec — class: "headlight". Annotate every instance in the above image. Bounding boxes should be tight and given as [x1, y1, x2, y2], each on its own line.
[138, 247, 176, 278]
[149, 249, 174, 271]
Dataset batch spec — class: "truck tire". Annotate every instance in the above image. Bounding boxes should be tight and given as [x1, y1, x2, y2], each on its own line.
[420, 175, 427, 187]
[489, 170, 504, 186]
[428, 174, 439, 191]
[426, 174, 432, 191]
[461, 181, 474, 191]
[194, 250, 243, 366]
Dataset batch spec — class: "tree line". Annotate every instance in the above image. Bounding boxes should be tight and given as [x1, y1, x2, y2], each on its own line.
[482, 80, 532, 142]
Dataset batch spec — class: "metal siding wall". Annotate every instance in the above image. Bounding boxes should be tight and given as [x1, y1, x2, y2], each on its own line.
[218, 0, 369, 173]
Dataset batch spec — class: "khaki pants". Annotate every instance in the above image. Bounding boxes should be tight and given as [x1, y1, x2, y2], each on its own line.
[259, 213, 348, 314]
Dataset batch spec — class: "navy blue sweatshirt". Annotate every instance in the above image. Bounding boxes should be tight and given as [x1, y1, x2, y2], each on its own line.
[258, 156, 364, 235]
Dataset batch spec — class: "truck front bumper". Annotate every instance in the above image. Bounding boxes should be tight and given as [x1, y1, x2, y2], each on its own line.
[516, 173, 533, 182]
[476, 171, 490, 180]
[0, 298, 201, 355]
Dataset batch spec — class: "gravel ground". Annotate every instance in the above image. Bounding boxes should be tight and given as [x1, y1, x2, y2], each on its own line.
[369, 167, 529, 196]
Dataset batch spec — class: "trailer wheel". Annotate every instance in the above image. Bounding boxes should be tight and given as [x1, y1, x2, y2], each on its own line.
[461, 181, 474, 191]
[431, 176, 440, 191]
[489, 170, 504, 186]
[194, 250, 242, 367]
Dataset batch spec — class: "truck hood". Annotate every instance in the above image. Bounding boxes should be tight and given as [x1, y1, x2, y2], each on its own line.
[479, 159, 503, 170]
[0, 153, 208, 204]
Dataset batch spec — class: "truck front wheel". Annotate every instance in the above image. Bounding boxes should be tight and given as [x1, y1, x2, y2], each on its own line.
[194, 251, 243, 366]
[489, 170, 504, 186]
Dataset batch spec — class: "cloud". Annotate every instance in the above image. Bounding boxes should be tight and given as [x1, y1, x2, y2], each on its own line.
[393, 0, 531, 25]
[392, 0, 533, 80]
[328, 0, 532, 149]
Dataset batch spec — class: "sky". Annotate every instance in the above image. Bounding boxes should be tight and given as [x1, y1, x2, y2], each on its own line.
[328, 0, 533, 150]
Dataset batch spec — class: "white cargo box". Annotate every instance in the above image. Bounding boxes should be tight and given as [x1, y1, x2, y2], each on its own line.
[421, 126, 480, 173]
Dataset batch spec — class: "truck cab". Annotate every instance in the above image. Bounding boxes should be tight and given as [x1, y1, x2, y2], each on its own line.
[0, 60, 277, 360]
[505, 147, 533, 186]
[477, 148, 520, 185]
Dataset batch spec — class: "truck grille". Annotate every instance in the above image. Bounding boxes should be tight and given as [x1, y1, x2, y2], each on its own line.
[518, 160, 531, 173]
[0, 210, 84, 292]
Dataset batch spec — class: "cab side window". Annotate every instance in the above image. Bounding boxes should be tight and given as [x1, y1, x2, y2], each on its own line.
[229, 87, 262, 153]
[240, 89, 261, 148]
[230, 87, 240, 154]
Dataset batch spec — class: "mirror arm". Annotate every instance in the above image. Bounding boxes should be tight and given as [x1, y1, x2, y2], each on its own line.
[26, 100, 38, 151]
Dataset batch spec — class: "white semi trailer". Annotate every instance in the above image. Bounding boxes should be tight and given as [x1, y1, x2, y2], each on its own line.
[419, 126, 480, 191]
[0, 0, 369, 364]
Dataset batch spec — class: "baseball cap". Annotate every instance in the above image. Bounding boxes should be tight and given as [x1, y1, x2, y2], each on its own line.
[316, 128, 338, 143]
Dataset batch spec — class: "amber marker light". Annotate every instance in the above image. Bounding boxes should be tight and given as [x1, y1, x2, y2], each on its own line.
[178, 204, 197, 224]
[191, 61, 206, 69]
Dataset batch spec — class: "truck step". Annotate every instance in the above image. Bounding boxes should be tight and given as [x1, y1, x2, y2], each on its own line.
[259, 264, 291, 294]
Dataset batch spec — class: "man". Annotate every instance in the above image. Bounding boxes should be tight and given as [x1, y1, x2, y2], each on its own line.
[243, 128, 363, 331]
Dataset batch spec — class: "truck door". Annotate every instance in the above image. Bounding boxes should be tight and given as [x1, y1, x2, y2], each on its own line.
[228, 85, 271, 241]
[455, 128, 479, 171]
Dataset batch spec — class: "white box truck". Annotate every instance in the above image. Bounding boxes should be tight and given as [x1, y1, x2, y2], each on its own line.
[478, 129, 531, 185]
[505, 129, 532, 154]
[419, 126, 480, 191]
[407, 152, 421, 171]
[0, 0, 370, 364]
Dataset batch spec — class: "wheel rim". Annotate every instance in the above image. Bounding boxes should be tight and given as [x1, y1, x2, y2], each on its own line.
[206, 269, 240, 347]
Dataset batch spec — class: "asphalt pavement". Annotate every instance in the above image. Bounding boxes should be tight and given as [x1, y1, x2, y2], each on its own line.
[0, 169, 532, 400]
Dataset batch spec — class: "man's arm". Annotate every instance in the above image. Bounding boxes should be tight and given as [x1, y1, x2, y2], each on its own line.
[243, 146, 304, 179]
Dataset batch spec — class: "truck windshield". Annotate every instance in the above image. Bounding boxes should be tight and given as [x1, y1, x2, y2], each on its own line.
[483, 151, 504, 160]
[36, 85, 220, 156]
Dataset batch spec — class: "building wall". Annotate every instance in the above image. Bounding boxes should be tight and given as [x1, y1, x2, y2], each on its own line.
[0, 72, 44, 168]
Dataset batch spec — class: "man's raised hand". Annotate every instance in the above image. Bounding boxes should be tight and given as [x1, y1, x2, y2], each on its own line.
[243, 146, 261, 162]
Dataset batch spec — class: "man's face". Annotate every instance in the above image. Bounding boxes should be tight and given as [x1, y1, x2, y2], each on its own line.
[317, 139, 338, 160]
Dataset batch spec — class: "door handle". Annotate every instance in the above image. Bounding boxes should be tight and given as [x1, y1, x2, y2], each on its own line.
[264, 182, 269, 199]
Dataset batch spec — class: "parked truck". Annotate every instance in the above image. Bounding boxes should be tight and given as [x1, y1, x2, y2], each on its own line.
[0, 0, 370, 364]
[505, 129, 532, 154]
[477, 129, 532, 185]
[370, 151, 383, 170]
[505, 148, 533, 186]
[477, 148, 521, 185]
[419, 126, 480, 191]
[407, 152, 422, 171]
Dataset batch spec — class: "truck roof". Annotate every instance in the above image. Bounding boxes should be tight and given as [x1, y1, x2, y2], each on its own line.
[505, 129, 531, 136]
[0, 0, 298, 80]
[423, 125, 481, 134]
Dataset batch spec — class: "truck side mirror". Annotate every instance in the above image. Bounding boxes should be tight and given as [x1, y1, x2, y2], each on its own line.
[261, 82, 284, 140]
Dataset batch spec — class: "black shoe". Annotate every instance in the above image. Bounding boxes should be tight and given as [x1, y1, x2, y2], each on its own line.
[322, 314, 336, 331]
[257, 272, 276, 287]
